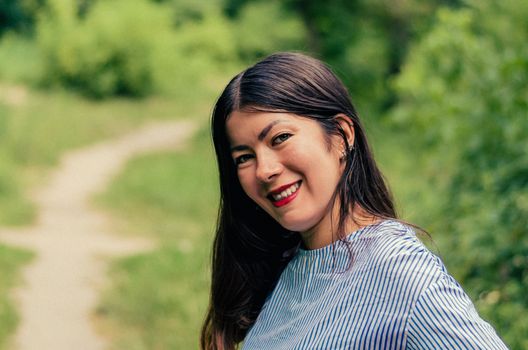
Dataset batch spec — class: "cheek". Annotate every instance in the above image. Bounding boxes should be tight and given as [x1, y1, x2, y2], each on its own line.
[304, 158, 342, 198]
[237, 170, 259, 200]
[281, 147, 310, 172]
[288, 147, 339, 181]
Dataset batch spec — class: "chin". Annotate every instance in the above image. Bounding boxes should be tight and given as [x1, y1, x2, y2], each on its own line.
[277, 217, 316, 233]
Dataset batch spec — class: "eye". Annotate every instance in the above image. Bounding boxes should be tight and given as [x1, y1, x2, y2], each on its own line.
[272, 133, 292, 145]
[234, 154, 254, 166]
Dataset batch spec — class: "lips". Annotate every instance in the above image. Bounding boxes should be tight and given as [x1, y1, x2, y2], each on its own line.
[268, 181, 301, 207]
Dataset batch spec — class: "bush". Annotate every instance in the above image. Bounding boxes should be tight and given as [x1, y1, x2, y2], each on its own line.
[36, 0, 178, 98]
[391, 1, 528, 348]
[230, 1, 306, 61]
[34, 0, 242, 99]
[0, 0, 44, 35]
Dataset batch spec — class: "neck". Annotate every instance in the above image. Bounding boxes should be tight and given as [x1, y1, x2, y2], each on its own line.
[300, 205, 379, 250]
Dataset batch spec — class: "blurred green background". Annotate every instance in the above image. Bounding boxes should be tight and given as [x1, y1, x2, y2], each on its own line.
[0, 0, 526, 349]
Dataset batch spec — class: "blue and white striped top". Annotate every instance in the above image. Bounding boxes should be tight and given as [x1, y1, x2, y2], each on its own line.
[242, 220, 508, 349]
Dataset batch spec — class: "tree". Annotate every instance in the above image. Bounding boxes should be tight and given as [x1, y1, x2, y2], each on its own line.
[391, 1, 528, 348]
[0, 0, 45, 35]
[224, 0, 457, 113]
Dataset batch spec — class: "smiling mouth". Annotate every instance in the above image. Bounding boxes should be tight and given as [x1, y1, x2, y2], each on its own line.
[268, 181, 301, 207]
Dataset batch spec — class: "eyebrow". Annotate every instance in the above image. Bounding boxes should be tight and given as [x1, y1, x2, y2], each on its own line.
[230, 119, 286, 153]
[258, 119, 284, 141]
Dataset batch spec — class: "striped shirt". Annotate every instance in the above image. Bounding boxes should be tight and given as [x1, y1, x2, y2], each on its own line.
[242, 220, 508, 349]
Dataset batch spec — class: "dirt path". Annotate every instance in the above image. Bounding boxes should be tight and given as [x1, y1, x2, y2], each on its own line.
[0, 120, 197, 350]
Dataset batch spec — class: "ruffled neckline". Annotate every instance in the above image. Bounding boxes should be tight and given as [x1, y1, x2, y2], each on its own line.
[288, 219, 398, 274]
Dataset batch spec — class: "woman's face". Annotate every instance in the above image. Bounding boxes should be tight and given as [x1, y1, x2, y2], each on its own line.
[226, 111, 346, 238]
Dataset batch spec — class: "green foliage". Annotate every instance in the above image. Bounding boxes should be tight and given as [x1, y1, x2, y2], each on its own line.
[1, 90, 167, 167]
[230, 0, 306, 61]
[0, 82, 216, 226]
[98, 246, 210, 349]
[0, 0, 45, 34]
[36, 0, 178, 98]
[166, 8, 240, 86]
[156, 0, 222, 26]
[97, 128, 217, 348]
[32, 0, 241, 98]
[2, 0, 524, 347]
[96, 127, 218, 240]
[225, 0, 452, 113]
[0, 0, 230, 226]
[0, 104, 35, 225]
[0, 244, 33, 349]
[0, 33, 43, 84]
[0, 160, 35, 225]
[391, 1, 528, 348]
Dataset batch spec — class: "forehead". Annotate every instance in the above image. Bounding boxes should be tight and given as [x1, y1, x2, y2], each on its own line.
[226, 111, 309, 143]
[227, 110, 292, 127]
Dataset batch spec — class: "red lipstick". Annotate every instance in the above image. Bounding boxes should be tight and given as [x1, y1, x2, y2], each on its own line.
[269, 181, 299, 195]
[268, 181, 301, 208]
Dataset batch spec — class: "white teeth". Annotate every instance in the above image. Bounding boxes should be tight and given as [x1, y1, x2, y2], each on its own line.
[271, 182, 300, 201]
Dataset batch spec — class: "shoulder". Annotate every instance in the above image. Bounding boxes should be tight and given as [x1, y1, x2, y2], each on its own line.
[341, 220, 449, 315]
[352, 220, 446, 282]
[406, 273, 509, 349]
[354, 219, 426, 250]
[354, 221, 508, 349]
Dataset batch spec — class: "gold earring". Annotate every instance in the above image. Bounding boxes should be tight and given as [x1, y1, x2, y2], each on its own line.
[340, 145, 354, 161]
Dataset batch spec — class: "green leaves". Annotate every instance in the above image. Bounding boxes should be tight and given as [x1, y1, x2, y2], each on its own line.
[391, 2, 528, 348]
[36, 0, 176, 98]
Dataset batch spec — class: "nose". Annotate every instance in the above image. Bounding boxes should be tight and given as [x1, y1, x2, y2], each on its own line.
[255, 151, 283, 183]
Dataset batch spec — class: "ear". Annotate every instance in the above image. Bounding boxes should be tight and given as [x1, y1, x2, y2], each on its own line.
[335, 113, 355, 152]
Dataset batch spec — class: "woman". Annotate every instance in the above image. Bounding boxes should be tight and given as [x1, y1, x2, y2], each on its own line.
[201, 52, 507, 349]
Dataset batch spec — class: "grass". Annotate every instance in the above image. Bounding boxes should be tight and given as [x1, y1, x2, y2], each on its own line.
[0, 31, 233, 348]
[0, 244, 34, 350]
[95, 127, 218, 349]
[0, 84, 214, 165]
[0, 34, 228, 349]
[0, 30, 227, 226]
[0, 87, 215, 347]
[0, 84, 221, 347]
[0, 83, 218, 226]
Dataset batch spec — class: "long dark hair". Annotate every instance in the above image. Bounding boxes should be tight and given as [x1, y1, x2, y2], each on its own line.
[201, 52, 396, 350]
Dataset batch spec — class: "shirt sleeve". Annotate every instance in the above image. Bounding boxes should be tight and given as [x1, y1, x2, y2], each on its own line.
[406, 274, 509, 349]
